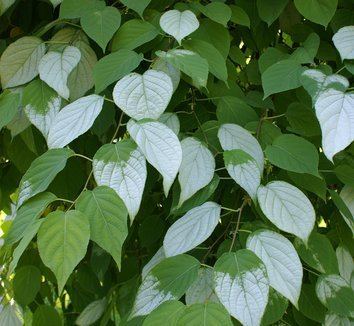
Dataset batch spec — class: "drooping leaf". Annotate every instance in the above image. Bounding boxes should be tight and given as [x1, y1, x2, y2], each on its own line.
[127, 119, 182, 196]
[265, 134, 319, 176]
[47, 94, 104, 148]
[156, 49, 209, 88]
[178, 137, 215, 206]
[93, 49, 143, 94]
[229, 5, 250, 27]
[37, 210, 90, 292]
[218, 123, 264, 172]
[131, 254, 199, 317]
[159, 10, 199, 45]
[0, 36, 45, 89]
[76, 186, 128, 268]
[13, 265, 41, 306]
[93, 140, 146, 221]
[314, 88, 354, 161]
[214, 250, 269, 326]
[316, 274, 354, 318]
[163, 202, 221, 257]
[257, 181, 316, 243]
[246, 229, 303, 306]
[291, 33, 320, 64]
[38, 46, 81, 100]
[81, 6, 121, 51]
[332, 26, 354, 60]
[23, 79, 61, 139]
[17, 149, 73, 207]
[113, 70, 173, 120]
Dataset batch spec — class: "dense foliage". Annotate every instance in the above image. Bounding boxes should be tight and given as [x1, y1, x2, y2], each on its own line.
[0, 0, 353, 325]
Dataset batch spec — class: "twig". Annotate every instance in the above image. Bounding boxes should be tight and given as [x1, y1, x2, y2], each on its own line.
[74, 153, 93, 162]
[229, 201, 247, 252]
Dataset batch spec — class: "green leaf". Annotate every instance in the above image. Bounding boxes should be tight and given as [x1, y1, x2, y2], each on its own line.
[76, 186, 128, 269]
[143, 301, 185, 326]
[297, 284, 326, 323]
[287, 172, 327, 200]
[120, 0, 151, 17]
[76, 298, 107, 326]
[32, 305, 62, 326]
[17, 148, 73, 207]
[156, 49, 209, 88]
[229, 5, 250, 27]
[111, 19, 158, 51]
[93, 49, 143, 93]
[265, 134, 319, 176]
[131, 254, 199, 317]
[294, 0, 338, 27]
[59, 0, 105, 19]
[0, 36, 45, 88]
[22, 79, 61, 139]
[332, 187, 354, 235]
[262, 59, 305, 98]
[214, 250, 269, 325]
[177, 302, 233, 326]
[316, 274, 354, 318]
[291, 33, 320, 64]
[216, 96, 258, 126]
[0, 0, 15, 15]
[81, 6, 121, 51]
[0, 90, 20, 130]
[13, 265, 41, 306]
[194, 2, 231, 27]
[294, 232, 339, 274]
[336, 245, 354, 283]
[183, 39, 227, 82]
[6, 192, 56, 245]
[37, 210, 90, 292]
[257, 0, 289, 26]
[262, 288, 288, 325]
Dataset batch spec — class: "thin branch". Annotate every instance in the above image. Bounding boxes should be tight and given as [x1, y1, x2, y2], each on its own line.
[262, 113, 285, 120]
[229, 201, 247, 252]
[110, 111, 124, 143]
[55, 198, 75, 204]
[221, 206, 240, 213]
[74, 153, 93, 162]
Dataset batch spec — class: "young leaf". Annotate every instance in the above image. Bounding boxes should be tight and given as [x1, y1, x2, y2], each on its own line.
[163, 202, 221, 257]
[178, 137, 215, 206]
[131, 254, 199, 317]
[316, 274, 354, 317]
[81, 6, 121, 52]
[223, 149, 261, 200]
[23, 79, 61, 139]
[37, 210, 90, 293]
[38, 46, 81, 100]
[152, 58, 180, 92]
[76, 298, 107, 326]
[93, 49, 143, 94]
[143, 301, 185, 326]
[332, 26, 354, 60]
[47, 94, 104, 148]
[177, 302, 233, 326]
[218, 123, 264, 172]
[76, 186, 128, 269]
[0, 36, 45, 89]
[214, 250, 269, 326]
[314, 88, 354, 161]
[127, 119, 182, 196]
[159, 10, 199, 45]
[265, 134, 320, 176]
[294, 0, 338, 27]
[246, 229, 303, 306]
[257, 181, 316, 243]
[156, 49, 209, 88]
[113, 70, 173, 120]
[17, 148, 73, 207]
[13, 266, 41, 306]
[93, 140, 147, 221]
[111, 19, 158, 51]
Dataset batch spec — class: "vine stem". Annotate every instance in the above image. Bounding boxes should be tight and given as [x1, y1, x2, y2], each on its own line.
[74, 153, 92, 162]
[55, 198, 75, 204]
[110, 111, 124, 143]
[229, 201, 247, 252]
[262, 113, 285, 120]
[221, 206, 240, 213]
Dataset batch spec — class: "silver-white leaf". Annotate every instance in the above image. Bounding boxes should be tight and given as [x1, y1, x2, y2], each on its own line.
[142, 247, 165, 280]
[336, 245, 354, 284]
[163, 201, 221, 257]
[218, 123, 264, 172]
[246, 229, 303, 306]
[47, 94, 104, 148]
[127, 119, 182, 196]
[257, 181, 315, 243]
[315, 88, 354, 161]
[178, 137, 215, 206]
[159, 10, 199, 45]
[158, 112, 180, 135]
[113, 70, 173, 120]
[332, 26, 354, 60]
[339, 185, 354, 235]
[39, 46, 81, 100]
[152, 58, 181, 92]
